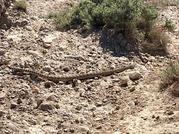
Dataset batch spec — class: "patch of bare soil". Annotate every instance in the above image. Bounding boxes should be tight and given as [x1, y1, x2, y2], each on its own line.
[0, 0, 179, 134]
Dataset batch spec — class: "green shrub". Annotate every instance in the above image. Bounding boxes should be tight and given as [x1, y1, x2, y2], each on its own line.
[14, 0, 27, 12]
[164, 18, 175, 32]
[50, 0, 170, 55]
[161, 62, 179, 89]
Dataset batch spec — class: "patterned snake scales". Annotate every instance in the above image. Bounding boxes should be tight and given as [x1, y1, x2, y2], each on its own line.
[9, 65, 134, 82]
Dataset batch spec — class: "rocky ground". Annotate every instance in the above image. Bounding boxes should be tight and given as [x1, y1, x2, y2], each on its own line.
[0, 0, 179, 134]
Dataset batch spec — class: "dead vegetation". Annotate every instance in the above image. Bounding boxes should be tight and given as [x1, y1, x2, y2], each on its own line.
[161, 61, 179, 89]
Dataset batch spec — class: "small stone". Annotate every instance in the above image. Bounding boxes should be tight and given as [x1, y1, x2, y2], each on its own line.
[44, 81, 52, 88]
[120, 77, 128, 86]
[0, 110, 5, 117]
[25, 26, 33, 31]
[15, 19, 28, 27]
[69, 128, 75, 133]
[63, 67, 70, 72]
[166, 110, 174, 115]
[42, 35, 56, 44]
[27, 50, 43, 58]
[31, 16, 38, 20]
[129, 86, 135, 92]
[75, 105, 82, 111]
[0, 92, 6, 99]
[89, 105, 96, 111]
[10, 102, 17, 109]
[43, 43, 51, 49]
[113, 131, 121, 134]
[36, 98, 44, 108]
[128, 101, 135, 107]
[96, 126, 102, 129]
[0, 49, 6, 55]
[43, 65, 51, 72]
[79, 126, 90, 133]
[96, 101, 103, 107]
[115, 105, 120, 110]
[39, 101, 54, 112]
[129, 72, 142, 80]
[46, 93, 57, 102]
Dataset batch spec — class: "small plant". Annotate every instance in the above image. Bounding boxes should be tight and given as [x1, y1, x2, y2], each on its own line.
[50, 0, 170, 55]
[164, 18, 175, 32]
[14, 0, 27, 12]
[144, 26, 170, 55]
[160, 61, 179, 89]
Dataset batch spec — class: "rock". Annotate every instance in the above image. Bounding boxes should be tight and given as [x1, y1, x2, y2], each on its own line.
[75, 105, 82, 111]
[63, 66, 70, 72]
[88, 105, 96, 111]
[79, 125, 90, 133]
[46, 93, 57, 102]
[0, 49, 6, 55]
[30, 16, 38, 20]
[113, 131, 122, 134]
[128, 101, 135, 108]
[165, 110, 174, 115]
[43, 65, 51, 72]
[120, 77, 128, 86]
[27, 50, 43, 58]
[0, 110, 5, 117]
[39, 101, 54, 112]
[15, 19, 28, 27]
[129, 86, 135, 92]
[25, 26, 33, 31]
[129, 71, 142, 80]
[42, 35, 56, 44]
[95, 101, 103, 107]
[0, 56, 10, 65]
[43, 43, 51, 48]
[10, 102, 17, 109]
[0, 91, 6, 99]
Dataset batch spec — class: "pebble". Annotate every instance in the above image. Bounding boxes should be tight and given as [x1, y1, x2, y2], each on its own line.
[39, 101, 54, 112]
[27, 50, 43, 58]
[0, 109, 5, 117]
[0, 92, 6, 99]
[42, 35, 56, 44]
[129, 86, 135, 92]
[0, 49, 6, 55]
[79, 125, 90, 133]
[46, 93, 57, 102]
[43, 43, 51, 48]
[10, 102, 17, 109]
[120, 77, 128, 86]
[43, 65, 51, 72]
[25, 26, 33, 31]
[75, 105, 82, 111]
[63, 66, 70, 72]
[95, 101, 103, 107]
[129, 71, 142, 80]
[113, 131, 121, 134]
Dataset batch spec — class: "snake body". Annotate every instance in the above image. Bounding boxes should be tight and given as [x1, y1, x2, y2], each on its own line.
[10, 65, 134, 82]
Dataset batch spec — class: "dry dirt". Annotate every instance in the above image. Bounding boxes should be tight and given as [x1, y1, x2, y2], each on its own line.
[0, 0, 179, 134]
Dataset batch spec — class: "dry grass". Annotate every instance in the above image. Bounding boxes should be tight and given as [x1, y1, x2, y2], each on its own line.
[143, 26, 170, 55]
[161, 61, 179, 89]
[14, 0, 27, 12]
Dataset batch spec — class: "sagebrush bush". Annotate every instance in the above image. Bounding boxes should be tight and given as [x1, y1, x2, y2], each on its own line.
[50, 0, 170, 55]
[143, 26, 169, 55]
[161, 61, 179, 89]
[164, 18, 175, 32]
[14, 0, 27, 12]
